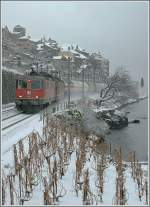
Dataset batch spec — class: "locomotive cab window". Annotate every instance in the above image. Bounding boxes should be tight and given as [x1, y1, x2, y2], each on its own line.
[31, 80, 41, 89]
[41, 80, 46, 88]
[16, 80, 27, 89]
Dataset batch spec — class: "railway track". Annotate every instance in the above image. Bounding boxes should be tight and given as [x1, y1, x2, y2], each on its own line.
[2, 112, 23, 121]
[2, 114, 33, 131]
[2, 106, 16, 112]
[2, 97, 80, 132]
[2, 103, 15, 109]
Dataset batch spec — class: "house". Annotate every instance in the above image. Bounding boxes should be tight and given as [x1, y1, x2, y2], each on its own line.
[51, 44, 110, 83]
[35, 38, 60, 57]
[58, 51, 74, 59]
[89, 52, 109, 83]
[59, 45, 88, 69]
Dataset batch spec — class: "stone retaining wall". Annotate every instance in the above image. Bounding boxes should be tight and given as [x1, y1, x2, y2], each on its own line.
[2, 70, 23, 104]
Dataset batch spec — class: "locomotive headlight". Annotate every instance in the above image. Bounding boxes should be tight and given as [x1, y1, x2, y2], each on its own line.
[35, 96, 39, 99]
[19, 95, 22, 98]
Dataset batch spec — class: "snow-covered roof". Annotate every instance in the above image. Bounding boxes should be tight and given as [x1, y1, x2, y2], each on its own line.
[36, 43, 44, 51]
[60, 43, 83, 51]
[80, 64, 88, 69]
[12, 31, 20, 34]
[45, 42, 57, 50]
[53, 56, 62, 60]
[19, 36, 29, 40]
[30, 38, 41, 42]
[71, 50, 87, 59]
[76, 65, 88, 73]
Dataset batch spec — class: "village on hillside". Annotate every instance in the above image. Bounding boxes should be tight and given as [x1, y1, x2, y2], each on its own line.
[2, 25, 109, 84]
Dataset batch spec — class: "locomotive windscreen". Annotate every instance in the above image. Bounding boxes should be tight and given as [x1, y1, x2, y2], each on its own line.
[16, 80, 27, 89]
[31, 80, 42, 89]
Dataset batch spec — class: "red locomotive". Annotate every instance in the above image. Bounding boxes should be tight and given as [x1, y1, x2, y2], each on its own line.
[15, 70, 65, 113]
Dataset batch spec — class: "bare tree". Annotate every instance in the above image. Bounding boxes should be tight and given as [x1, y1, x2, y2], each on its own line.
[97, 67, 139, 107]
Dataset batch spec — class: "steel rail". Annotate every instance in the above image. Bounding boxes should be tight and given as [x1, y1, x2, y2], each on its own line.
[2, 107, 16, 113]
[2, 115, 33, 131]
[2, 112, 23, 121]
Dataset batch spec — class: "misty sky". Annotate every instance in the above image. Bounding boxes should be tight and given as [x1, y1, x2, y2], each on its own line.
[1, 1, 149, 86]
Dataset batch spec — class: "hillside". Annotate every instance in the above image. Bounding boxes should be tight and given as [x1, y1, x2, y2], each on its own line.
[2, 26, 60, 73]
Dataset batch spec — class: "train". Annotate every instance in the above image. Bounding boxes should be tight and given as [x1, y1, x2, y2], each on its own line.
[15, 70, 65, 113]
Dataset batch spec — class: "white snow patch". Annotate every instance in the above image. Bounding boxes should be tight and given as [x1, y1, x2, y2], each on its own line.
[2, 67, 23, 75]
[53, 56, 62, 60]
[36, 43, 44, 51]
[2, 106, 148, 205]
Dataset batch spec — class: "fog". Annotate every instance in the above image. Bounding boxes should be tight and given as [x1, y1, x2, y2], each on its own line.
[2, 1, 149, 88]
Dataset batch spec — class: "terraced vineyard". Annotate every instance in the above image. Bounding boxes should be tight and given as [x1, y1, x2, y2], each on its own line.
[2, 112, 148, 205]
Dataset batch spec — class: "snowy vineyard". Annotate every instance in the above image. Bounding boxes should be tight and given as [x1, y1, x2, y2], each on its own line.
[2, 112, 148, 206]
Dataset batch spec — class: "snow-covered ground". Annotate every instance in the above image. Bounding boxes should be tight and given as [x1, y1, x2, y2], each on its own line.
[2, 108, 20, 120]
[22, 154, 148, 205]
[2, 105, 148, 206]
[2, 102, 16, 110]
[2, 114, 41, 156]
[91, 94, 148, 114]
[1, 90, 148, 206]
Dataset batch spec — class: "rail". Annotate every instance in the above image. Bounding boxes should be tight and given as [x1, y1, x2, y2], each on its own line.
[2, 115, 33, 131]
[2, 112, 22, 121]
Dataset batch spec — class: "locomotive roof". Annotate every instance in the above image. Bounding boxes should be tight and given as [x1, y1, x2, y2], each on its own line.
[16, 74, 64, 83]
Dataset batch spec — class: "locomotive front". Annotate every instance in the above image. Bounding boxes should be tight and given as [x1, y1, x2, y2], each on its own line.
[15, 73, 65, 113]
[15, 76, 48, 112]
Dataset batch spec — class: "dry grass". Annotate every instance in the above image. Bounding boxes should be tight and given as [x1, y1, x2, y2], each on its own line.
[2, 112, 148, 205]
